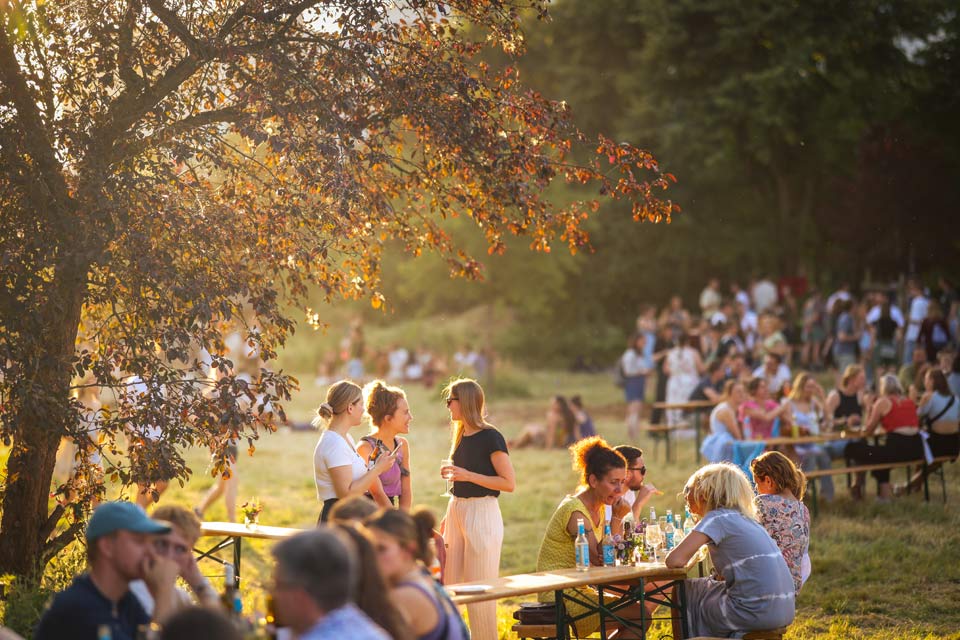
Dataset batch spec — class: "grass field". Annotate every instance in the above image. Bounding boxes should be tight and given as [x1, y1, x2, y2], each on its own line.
[7, 367, 960, 639]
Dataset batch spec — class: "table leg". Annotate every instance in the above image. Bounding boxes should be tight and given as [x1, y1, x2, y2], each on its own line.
[555, 589, 568, 640]
[597, 585, 607, 639]
[677, 579, 689, 639]
[694, 411, 702, 464]
[232, 536, 241, 588]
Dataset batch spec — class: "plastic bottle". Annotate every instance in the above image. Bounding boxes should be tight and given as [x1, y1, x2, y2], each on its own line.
[575, 517, 590, 571]
[649, 506, 657, 524]
[601, 521, 616, 567]
[663, 514, 675, 551]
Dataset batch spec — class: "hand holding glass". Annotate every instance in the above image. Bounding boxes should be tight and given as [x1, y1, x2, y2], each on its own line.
[440, 458, 454, 497]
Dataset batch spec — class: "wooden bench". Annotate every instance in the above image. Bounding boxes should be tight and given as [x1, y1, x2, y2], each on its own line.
[804, 455, 957, 516]
[511, 623, 557, 639]
[638, 422, 689, 462]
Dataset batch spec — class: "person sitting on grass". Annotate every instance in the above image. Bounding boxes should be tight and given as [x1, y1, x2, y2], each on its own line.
[665, 463, 795, 638]
[535, 436, 651, 638]
[750, 451, 811, 593]
[34, 502, 180, 640]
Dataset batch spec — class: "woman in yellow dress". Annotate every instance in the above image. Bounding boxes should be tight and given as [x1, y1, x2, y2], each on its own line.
[535, 436, 650, 638]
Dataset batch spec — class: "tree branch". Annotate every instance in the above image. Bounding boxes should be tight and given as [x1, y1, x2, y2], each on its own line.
[118, 0, 145, 91]
[112, 106, 247, 161]
[145, 0, 212, 58]
[0, 12, 71, 215]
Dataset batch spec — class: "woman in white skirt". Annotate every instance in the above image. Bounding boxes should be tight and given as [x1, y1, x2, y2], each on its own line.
[440, 378, 515, 640]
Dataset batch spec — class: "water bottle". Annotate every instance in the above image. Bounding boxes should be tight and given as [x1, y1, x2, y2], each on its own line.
[672, 513, 683, 544]
[601, 521, 616, 567]
[575, 518, 590, 571]
[663, 515, 675, 551]
[743, 415, 753, 439]
[649, 506, 657, 524]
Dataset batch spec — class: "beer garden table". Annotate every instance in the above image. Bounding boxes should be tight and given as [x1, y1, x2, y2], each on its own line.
[650, 400, 717, 463]
[448, 553, 706, 639]
[196, 521, 302, 588]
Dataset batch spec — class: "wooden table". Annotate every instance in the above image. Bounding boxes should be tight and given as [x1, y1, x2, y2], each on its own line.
[448, 556, 703, 639]
[651, 400, 717, 463]
[197, 521, 302, 588]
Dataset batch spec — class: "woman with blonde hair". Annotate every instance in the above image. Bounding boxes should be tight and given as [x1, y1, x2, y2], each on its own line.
[666, 463, 795, 637]
[358, 380, 413, 509]
[783, 372, 834, 501]
[700, 380, 746, 463]
[439, 378, 514, 640]
[313, 380, 395, 523]
[750, 452, 811, 593]
[365, 507, 468, 640]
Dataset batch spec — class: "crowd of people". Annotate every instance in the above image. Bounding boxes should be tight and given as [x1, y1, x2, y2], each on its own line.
[314, 320, 492, 390]
[31, 367, 829, 640]
[619, 276, 960, 503]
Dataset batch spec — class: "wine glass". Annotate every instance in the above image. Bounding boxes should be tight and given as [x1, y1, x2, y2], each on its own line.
[645, 523, 662, 562]
[440, 458, 454, 497]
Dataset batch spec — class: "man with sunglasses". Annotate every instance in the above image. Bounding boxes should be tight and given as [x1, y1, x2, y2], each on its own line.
[129, 505, 220, 620]
[612, 445, 661, 522]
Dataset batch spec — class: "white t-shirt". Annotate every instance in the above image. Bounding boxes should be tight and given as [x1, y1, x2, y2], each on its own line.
[314, 431, 367, 501]
[752, 280, 778, 313]
[129, 580, 193, 616]
[605, 489, 637, 522]
[752, 363, 792, 395]
[907, 296, 930, 341]
[620, 349, 651, 376]
[865, 305, 905, 327]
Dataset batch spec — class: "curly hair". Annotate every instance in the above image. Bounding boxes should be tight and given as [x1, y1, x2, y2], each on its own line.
[569, 436, 625, 487]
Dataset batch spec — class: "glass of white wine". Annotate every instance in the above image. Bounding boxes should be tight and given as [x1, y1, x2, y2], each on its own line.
[645, 523, 662, 562]
[440, 458, 454, 497]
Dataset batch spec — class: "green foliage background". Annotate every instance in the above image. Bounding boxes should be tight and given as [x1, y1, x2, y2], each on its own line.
[314, 0, 960, 369]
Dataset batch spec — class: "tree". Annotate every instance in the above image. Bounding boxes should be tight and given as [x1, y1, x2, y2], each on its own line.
[0, 0, 675, 577]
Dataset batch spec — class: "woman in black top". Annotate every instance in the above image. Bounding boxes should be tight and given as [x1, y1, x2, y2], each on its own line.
[439, 378, 515, 640]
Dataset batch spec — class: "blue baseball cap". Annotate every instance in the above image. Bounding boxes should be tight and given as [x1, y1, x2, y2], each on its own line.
[86, 501, 171, 541]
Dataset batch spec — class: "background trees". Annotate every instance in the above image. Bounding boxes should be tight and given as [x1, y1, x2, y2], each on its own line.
[0, 0, 673, 577]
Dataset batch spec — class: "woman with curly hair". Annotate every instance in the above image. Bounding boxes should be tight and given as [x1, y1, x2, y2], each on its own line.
[535, 436, 649, 637]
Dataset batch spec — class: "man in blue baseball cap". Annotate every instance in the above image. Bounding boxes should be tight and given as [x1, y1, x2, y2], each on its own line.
[34, 501, 180, 640]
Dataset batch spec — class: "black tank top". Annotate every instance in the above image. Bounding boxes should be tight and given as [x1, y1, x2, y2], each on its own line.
[834, 390, 861, 419]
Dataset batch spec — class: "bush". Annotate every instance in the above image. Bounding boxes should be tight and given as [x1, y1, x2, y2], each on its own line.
[1, 542, 86, 638]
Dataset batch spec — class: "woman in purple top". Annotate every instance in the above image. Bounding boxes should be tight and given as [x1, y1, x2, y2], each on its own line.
[358, 380, 413, 509]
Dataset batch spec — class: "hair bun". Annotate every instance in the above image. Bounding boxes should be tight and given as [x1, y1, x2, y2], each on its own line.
[317, 402, 334, 419]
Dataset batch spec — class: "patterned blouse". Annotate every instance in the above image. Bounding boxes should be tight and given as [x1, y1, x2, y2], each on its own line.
[755, 494, 810, 593]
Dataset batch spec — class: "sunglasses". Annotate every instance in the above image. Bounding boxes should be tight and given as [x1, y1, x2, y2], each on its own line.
[153, 538, 190, 556]
[445, 397, 459, 406]
[628, 466, 647, 475]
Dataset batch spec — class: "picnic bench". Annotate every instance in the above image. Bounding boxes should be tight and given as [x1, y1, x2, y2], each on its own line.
[651, 400, 717, 463]
[448, 553, 706, 639]
[197, 521, 302, 588]
[804, 455, 957, 516]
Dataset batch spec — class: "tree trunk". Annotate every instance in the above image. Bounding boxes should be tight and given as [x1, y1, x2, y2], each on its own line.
[0, 263, 88, 578]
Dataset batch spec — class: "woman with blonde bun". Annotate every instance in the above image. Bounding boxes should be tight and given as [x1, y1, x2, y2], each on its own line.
[313, 380, 394, 523]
